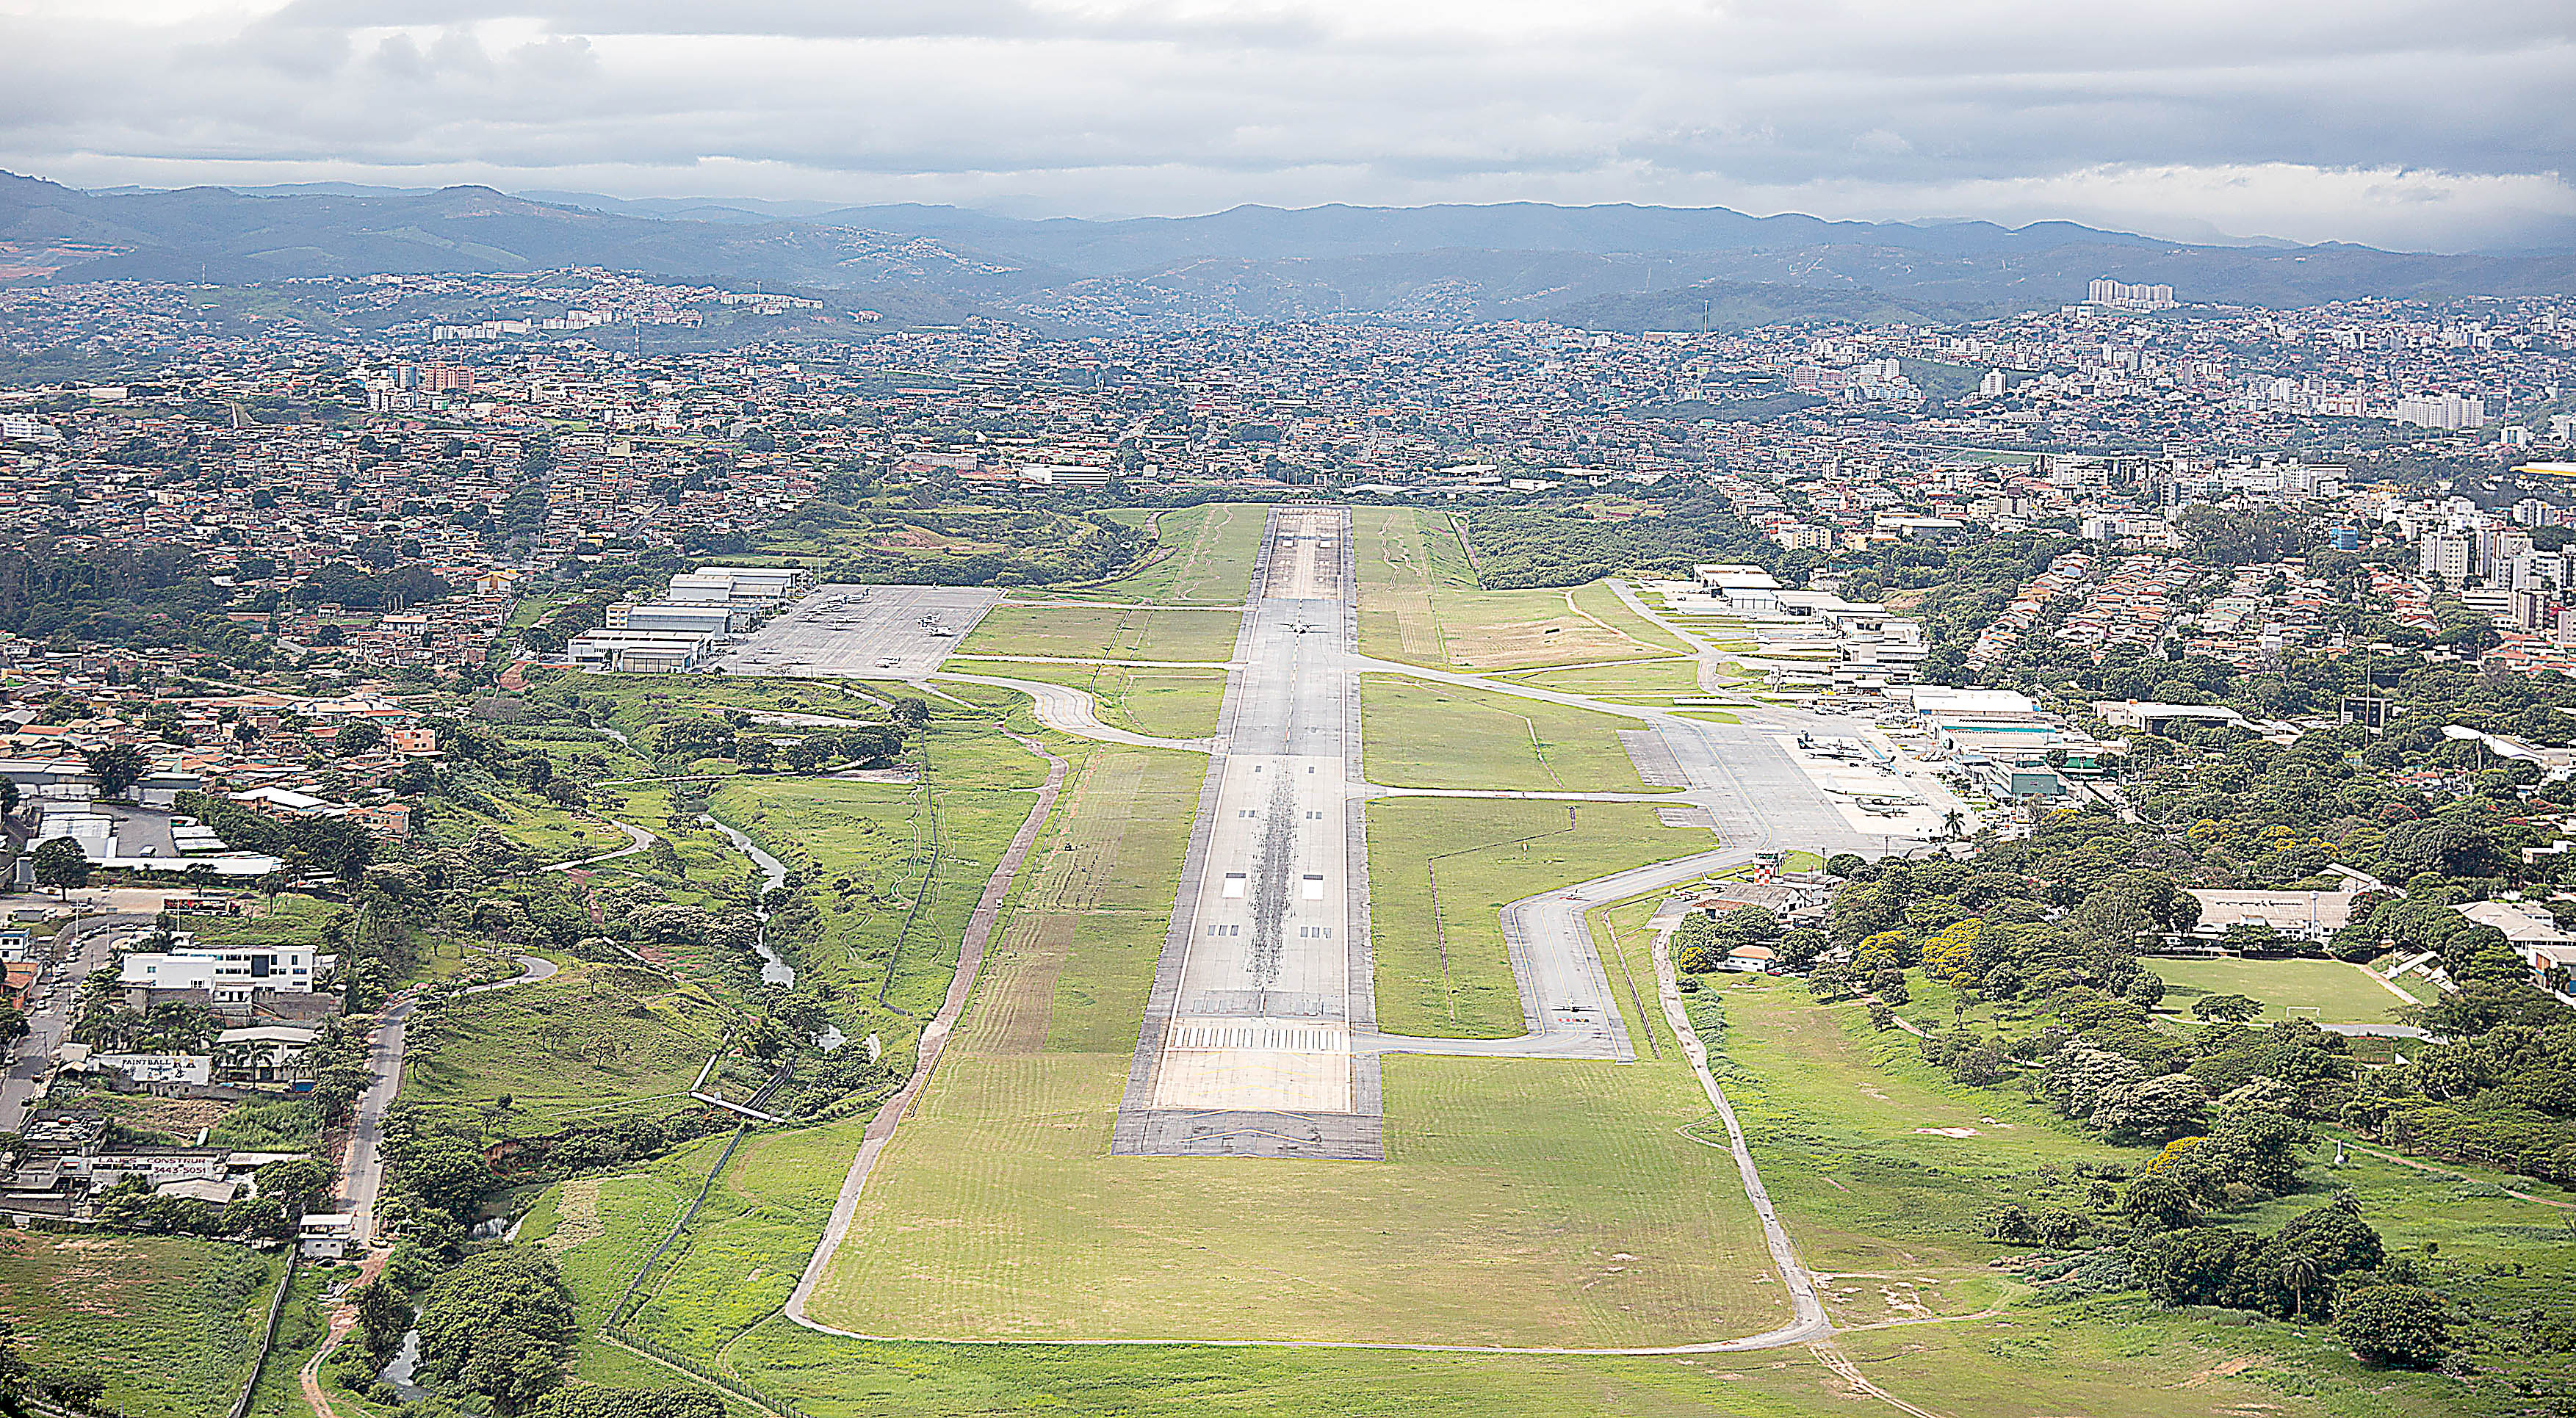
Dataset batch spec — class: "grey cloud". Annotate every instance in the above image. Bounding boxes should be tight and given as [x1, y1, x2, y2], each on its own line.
[2, 0, 2569, 250]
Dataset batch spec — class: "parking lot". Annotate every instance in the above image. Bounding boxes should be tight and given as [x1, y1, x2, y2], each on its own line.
[710, 585, 1002, 680]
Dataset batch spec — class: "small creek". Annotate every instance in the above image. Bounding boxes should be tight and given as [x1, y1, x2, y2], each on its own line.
[702, 813, 845, 1052]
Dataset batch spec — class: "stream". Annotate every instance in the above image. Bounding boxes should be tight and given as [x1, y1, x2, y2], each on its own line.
[703, 814, 845, 1052]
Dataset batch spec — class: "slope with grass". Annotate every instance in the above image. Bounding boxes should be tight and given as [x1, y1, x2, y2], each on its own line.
[399, 961, 735, 1135]
[1084, 503, 1269, 605]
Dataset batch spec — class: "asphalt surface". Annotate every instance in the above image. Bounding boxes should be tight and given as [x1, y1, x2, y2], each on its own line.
[1114, 506, 1385, 1160]
[712, 585, 1001, 680]
[334, 992, 412, 1243]
[0, 911, 153, 1133]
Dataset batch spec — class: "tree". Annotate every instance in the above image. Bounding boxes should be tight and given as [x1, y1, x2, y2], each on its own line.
[2333, 1284, 2450, 1367]
[414, 1247, 577, 1415]
[2278, 1250, 2324, 1320]
[2193, 994, 2265, 1024]
[84, 743, 148, 799]
[351, 1278, 414, 1361]
[0, 1321, 28, 1416]
[40, 1370, 104, 1412]
[255, 1157, 336, 1215]
[2125, 972, 2168, 1010]
[30, 837, 90, 897]
[2092, 1074, 2209, 1143]
[336, 721, 386, 757]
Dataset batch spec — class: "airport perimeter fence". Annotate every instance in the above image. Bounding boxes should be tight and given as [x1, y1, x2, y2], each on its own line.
[605, 1122, 748, 1328]
[230, 1248, 301, 1418]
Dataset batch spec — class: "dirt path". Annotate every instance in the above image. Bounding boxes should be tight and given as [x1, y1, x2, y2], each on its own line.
[784, 729, 1069, 1325]
[297, 1249, 389, 1418]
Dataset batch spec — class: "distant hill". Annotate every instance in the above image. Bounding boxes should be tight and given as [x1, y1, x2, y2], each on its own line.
[6, 172, 2571, 333]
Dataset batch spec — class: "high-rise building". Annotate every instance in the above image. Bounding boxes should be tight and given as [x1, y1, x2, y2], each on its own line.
[2087, 278, 2177, 311]
[2393, 392, 2488, 430]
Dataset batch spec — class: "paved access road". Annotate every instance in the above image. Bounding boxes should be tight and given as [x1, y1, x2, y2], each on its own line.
[0, 911, 153, 1132]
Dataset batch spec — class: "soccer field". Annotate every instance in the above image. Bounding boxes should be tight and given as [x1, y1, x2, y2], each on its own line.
[2146, 955, 2426, 1024]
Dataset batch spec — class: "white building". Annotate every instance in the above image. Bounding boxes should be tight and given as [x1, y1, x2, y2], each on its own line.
[2088, 279, 2177, 311]
[118, 937, 317, 1007]
[2394, 393, 2488, 430]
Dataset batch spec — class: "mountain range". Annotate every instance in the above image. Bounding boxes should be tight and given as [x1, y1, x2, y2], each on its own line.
[7, 171, 2572, 335]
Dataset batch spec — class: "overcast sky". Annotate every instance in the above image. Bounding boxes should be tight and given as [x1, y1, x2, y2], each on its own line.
[4, 0, 2569, 252]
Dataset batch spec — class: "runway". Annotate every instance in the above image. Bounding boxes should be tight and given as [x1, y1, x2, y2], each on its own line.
[1112, 505, 1385, 1160]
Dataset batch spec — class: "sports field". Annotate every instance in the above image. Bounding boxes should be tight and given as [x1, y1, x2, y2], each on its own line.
[2146, 955, 2426, 1024]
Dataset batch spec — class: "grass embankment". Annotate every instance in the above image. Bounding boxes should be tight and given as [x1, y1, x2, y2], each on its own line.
[1703, 972, 2561, 1415]
[942, 659, 1226, 741]
[1365, 798, 1702, 1039]
[1352, 506, 1679, 670]
[400, 961, 734, 1135]
[1084, 503, 1269, 605]
[709, 715, 1044, 1032]
[1357, 674, 1658, 792]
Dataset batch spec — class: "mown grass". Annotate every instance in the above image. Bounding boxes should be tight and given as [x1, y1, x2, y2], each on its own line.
[1352, 507, 1679, 670]
[1366, 798, 1707, 1039]
[1358, 673, 1659, 792]
[0, 1231, 275, 1418]
[959, 604, 1240, 662]
[510, 669, 2530, 1417]
[1498, 657, 1708, 698]
[2146, 955, 2425, 1024]
[782, 732, 1774, 1348]
[1703, 970, 2552, 1416]
[945, 659, 1226, 740]
[1085, 503, 1267, 605]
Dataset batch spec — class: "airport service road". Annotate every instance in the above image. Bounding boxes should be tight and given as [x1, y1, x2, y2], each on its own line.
[1114, 505, 1386, 1160]
[712, 585, 1000, 680]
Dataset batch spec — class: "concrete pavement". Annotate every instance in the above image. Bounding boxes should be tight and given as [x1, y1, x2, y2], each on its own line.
[1114, 505, 1385, 1160]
